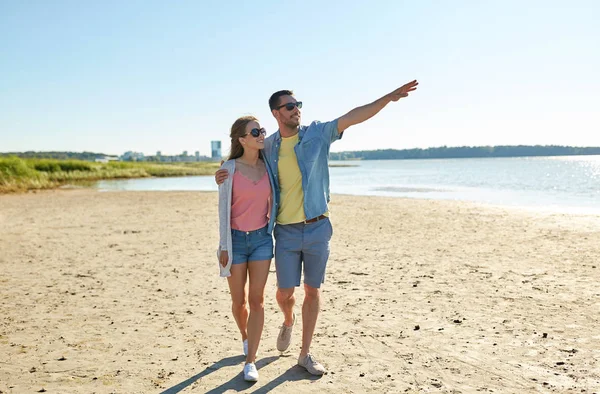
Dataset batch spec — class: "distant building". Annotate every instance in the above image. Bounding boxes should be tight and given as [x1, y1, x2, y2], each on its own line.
[120, 151, 145, 161]
[211, 141, 222, 160]
[95, 156, 119, 163]
[121, 149, 214, 163]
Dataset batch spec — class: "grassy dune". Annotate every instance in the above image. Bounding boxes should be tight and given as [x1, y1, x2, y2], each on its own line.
[0, 157, 219, 193]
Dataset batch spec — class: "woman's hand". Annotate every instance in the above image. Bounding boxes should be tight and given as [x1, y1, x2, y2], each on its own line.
[219, 250, 229, 267]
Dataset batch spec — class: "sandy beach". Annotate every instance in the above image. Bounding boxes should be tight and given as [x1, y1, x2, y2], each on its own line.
[1, 190, 599, 393]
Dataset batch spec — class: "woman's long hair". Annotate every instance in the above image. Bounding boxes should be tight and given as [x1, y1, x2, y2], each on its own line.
[228, 115, 258, 161]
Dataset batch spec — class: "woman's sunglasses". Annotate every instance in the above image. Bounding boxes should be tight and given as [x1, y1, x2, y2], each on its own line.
[246, 127, 267, 138]
[276, 101, 303, 111]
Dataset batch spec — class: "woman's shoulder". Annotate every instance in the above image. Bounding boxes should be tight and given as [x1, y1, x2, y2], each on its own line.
[220, 159, 236, 170]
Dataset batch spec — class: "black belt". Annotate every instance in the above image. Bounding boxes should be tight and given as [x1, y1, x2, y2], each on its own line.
[304, 214, 327, 224]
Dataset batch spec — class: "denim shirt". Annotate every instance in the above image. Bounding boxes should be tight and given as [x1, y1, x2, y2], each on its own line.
[263, 119, 343, 221]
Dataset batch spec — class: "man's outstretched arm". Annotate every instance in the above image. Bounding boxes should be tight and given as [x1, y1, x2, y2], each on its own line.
[215, 168, 228, 185]
[336, 80, 418, 133]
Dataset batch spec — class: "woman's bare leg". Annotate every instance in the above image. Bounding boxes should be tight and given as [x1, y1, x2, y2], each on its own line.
[245, 259, 271, 363]
[227, 263, 249, 342]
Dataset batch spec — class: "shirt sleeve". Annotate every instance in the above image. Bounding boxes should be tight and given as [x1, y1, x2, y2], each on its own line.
[316, 119, 343, 145]
[217, 165, 230, 251]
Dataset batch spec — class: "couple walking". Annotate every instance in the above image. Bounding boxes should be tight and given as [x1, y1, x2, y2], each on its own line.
[215, 80, 418, 381]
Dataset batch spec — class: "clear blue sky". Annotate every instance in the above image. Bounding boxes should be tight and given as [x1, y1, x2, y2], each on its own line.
[1, 0, 599, 156]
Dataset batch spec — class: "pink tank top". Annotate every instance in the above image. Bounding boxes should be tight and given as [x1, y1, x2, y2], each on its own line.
[231, 170, 271, 231]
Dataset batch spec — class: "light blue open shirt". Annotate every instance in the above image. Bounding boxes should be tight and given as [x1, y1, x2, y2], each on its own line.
[263, 119, 343, 221]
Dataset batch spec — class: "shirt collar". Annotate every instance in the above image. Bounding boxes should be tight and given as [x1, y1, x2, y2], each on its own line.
[275, 126, 305, 142]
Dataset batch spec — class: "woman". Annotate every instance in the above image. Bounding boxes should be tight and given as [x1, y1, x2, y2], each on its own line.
[217, 115, 277, 382]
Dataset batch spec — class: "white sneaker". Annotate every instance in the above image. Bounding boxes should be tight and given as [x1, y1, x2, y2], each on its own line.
[243, 339, 248, 356]
[243, 362, 259, 382]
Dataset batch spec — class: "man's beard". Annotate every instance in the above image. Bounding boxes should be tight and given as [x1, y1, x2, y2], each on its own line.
[283, 117, 300, 128]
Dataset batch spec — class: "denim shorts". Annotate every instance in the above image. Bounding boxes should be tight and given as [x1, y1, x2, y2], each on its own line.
[231, 226, 274, 265]
[274, 217, 333, 289]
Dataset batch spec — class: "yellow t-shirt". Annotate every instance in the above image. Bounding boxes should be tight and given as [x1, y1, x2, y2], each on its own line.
[277, 134, 306, 224]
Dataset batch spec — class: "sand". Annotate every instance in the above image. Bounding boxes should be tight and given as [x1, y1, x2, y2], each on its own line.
[1, 190, 599, 393]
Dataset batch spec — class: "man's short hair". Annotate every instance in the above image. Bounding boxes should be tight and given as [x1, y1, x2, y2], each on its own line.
[269, 90, 294, 111]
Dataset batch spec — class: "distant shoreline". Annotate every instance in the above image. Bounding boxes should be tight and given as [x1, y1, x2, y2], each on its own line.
[329, 145, 600, 161]
[3, 149, 598, 193]
[3, 145, 600, 163]
[330, 153, 600, 161]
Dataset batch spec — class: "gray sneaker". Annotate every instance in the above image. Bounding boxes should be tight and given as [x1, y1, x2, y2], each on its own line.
[276, 313, 295, 352]
[297, 353, 326, 375]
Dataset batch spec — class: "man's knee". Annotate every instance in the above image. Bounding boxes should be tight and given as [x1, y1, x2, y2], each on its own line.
[276, 287, 295, 302]
[304, 284, 320, 300]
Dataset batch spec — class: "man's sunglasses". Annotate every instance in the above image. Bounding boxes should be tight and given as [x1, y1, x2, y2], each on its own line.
[246, 127, 267, 138]
[276, 101, 303, 111]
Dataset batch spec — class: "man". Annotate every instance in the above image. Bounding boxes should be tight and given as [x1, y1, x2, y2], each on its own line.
[215, 80, 418, 375]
